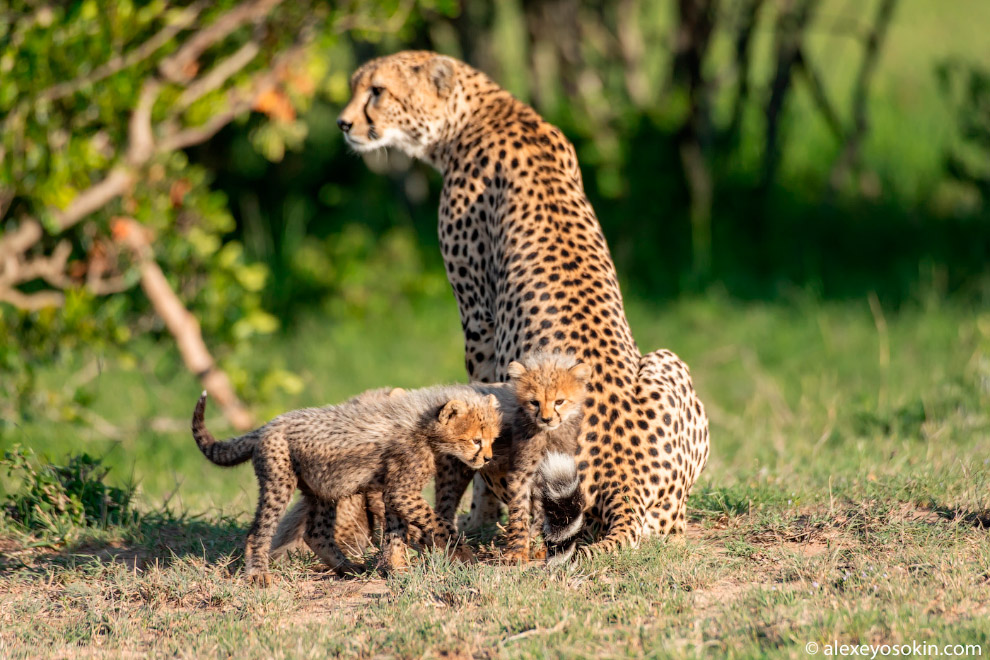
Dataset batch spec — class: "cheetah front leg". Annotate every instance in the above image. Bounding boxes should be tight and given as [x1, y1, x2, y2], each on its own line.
[448, 271, 503, 530]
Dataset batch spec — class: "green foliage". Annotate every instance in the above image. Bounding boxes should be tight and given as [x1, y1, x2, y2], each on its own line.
[1, 445, 135, 533]
[937, 59, 990, 205]
[0, 0, 445, 427]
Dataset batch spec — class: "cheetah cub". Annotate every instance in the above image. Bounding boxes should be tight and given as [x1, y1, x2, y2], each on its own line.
[191, 386, 500, 585]
[501, 352, 590, 563]
[269, 387, 405, 561]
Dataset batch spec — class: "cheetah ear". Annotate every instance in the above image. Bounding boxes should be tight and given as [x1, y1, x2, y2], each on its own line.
[570, 362, 592, 383]
[387, 387, 406, 398]
[439, 399, 467, 425]
[485, 393, 499, 410]
[507, 361, 526, 380]
[430, 56, 454, 97]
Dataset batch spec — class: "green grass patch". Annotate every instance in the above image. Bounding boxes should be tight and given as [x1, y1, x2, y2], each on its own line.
[2, 294, 989, 656]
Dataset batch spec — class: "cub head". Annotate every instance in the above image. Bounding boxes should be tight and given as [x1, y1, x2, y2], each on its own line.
[434, 393, 500, 469]
[508, 352, 591, 431]
[337, 50, 460, 162]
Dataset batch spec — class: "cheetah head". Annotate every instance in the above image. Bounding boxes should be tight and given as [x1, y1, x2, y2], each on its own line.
[337, 51, 459, 163]
[433, 394, 500, 469]
[508, 352, 591, 431]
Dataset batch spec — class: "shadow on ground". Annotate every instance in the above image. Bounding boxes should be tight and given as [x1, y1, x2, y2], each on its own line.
[0, 513, 246, 575]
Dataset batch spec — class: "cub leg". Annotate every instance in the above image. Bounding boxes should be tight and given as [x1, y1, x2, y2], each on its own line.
[465, 475, 504, 531]
[379, 505, 411, 572]
[434, 456, 475, 526]
[385, 485, 472, 564]
[503, 449, 542, 562]
[303, 496, 364, 577]
[244, 435, 296, 586]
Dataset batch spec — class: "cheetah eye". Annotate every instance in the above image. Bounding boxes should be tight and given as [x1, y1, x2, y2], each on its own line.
[474, 437, 483, 447]
[555, 399, 565, 406]
[370, 85, 384, 98]
[529, 400, 540, 408]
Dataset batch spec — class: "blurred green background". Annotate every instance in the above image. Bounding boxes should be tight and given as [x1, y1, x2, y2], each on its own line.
[1, 0, 989, 514]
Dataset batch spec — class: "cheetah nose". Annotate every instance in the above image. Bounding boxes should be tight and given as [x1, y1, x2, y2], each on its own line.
[336, 118, 352, 133]
[540, 416, 553, 425]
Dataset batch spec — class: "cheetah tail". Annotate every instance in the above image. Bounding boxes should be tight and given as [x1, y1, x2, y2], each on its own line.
[538, 451, 585, 567]
[191, 391, 262, 467]
[270, 498, 309, 558]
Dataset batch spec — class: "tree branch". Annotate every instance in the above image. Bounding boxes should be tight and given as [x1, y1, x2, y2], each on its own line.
[762, 0, 818, 193]
[159, 0, 285, 83]
[127, 80, 161, 165]
[115, 218, 255, 430]
[53, 167, 135, 233]
[827, 0, 899, 196]
[725, 0, 764, 146]
[35, 2, 207, 104]
[0, 288, 65, 310]
[173, 40, 261, 113]
[794, 52, 845, 143]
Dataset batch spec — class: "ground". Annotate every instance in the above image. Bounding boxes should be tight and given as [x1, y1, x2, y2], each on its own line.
[2, 292, 989, 657]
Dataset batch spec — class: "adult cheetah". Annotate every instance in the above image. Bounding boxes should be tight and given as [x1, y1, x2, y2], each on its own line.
[337, 51, 710, 554]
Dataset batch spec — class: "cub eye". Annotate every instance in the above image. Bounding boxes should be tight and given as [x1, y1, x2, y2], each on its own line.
[474, 438, 483, 447]
[529, 400, 540, 408]
[555, 399, 565, 406]
[370, 85, 384, 97]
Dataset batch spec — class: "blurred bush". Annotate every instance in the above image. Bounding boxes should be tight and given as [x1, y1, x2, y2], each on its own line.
[1, 445, 135, 533]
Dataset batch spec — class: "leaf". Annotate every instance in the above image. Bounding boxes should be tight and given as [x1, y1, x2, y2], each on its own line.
[253, 88, 295, 123]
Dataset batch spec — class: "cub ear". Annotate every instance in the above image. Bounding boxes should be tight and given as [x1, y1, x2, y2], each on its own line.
[570, 362, 592, 383]
[439, 399, 467, 425]
[430, 56, 455, 96]
[485, 393, 500, 410]
[507, 361, 526, 380]
[387, 387, 406, 398]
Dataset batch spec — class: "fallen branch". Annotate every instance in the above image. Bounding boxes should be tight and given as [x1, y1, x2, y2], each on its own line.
[115, 218, 255, 431]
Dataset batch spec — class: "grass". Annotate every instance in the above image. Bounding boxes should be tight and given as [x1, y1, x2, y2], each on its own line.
[2, 292, 990, 657]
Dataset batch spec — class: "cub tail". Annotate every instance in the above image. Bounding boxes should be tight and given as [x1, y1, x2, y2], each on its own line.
[538, 451, 585, 567]
[192, 391, 262, 467]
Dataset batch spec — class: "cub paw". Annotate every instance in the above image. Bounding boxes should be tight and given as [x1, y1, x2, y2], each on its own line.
[451, 543, 475, 563]
[247, 571, 274, 588]
[378, 541, 409, 574]
[501, 547, 529, 564]
[333, 561, 364, 578]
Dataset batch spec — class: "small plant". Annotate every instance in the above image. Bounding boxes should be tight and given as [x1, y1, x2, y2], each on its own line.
[1, 445, 136, 533]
